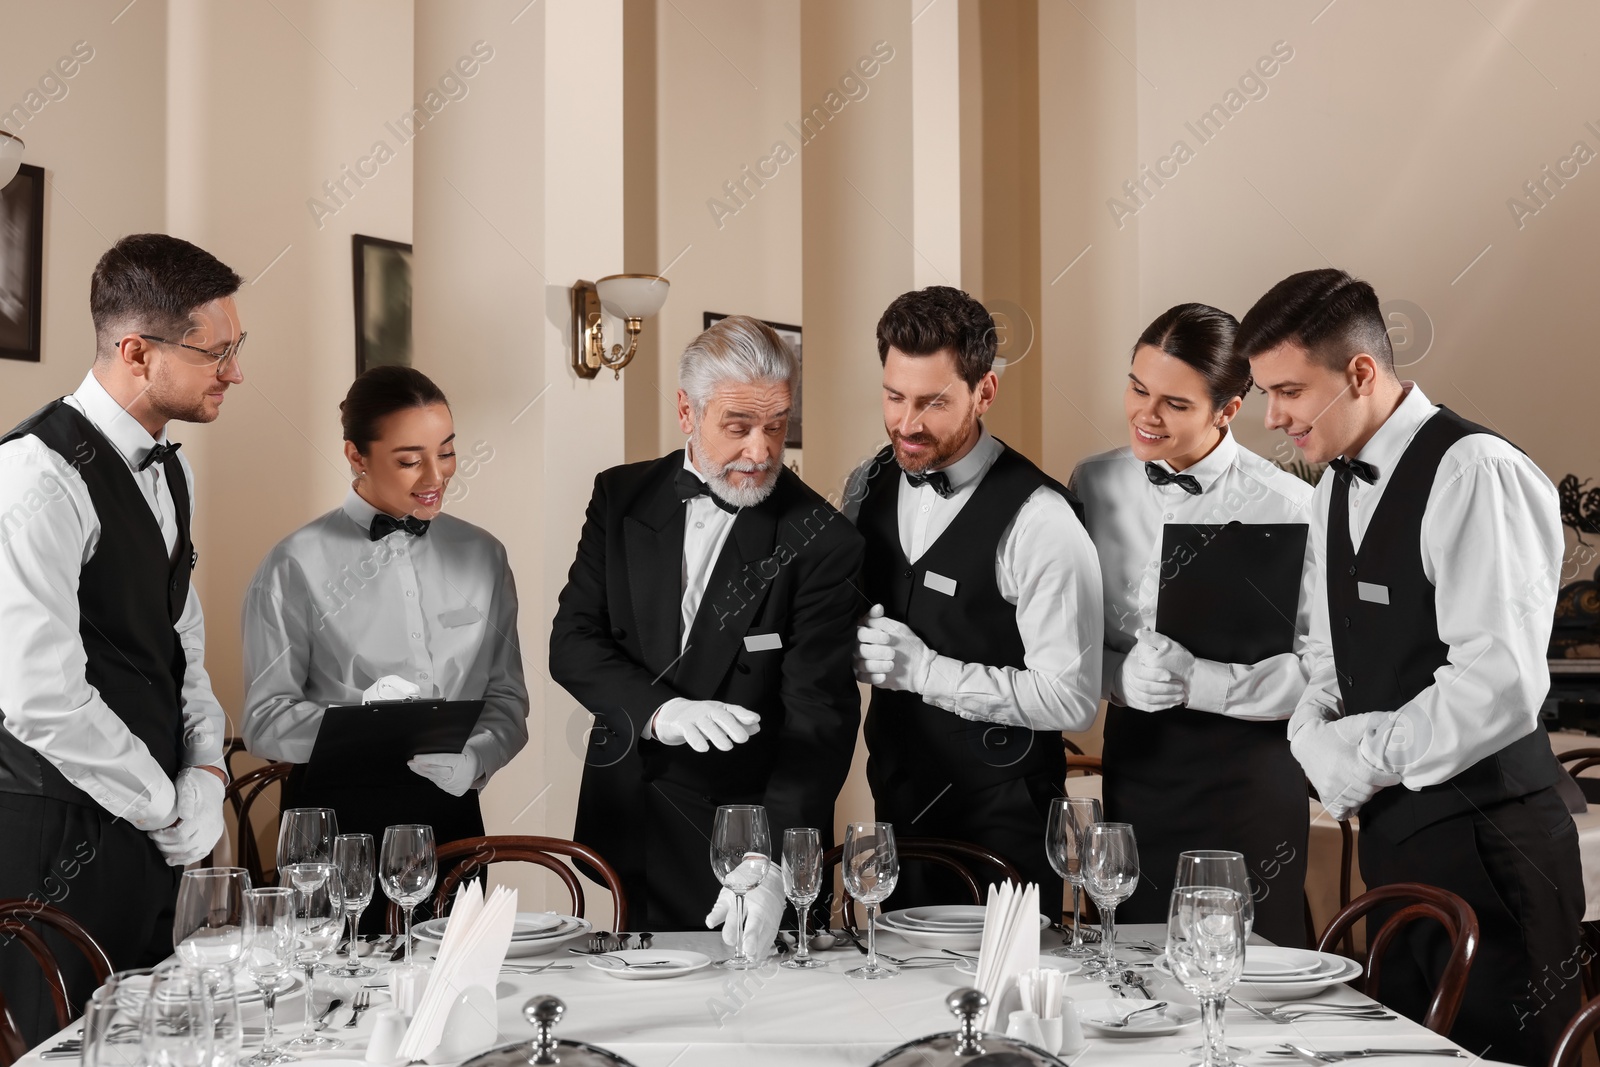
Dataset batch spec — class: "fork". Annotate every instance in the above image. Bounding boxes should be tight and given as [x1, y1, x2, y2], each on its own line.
[1277, 1043, 1466, 1062]
[1095, 1001, 1169, 1028]
[1230, 996, 1396, 1024]
[574, 951, 679, 969]
[343, 989, 371, 1029]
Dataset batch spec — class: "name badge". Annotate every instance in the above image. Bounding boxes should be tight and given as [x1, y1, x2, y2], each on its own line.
[924, 571, 958, 597]
[1357, 582, 1390, 605]
[744, 632, 783, 652]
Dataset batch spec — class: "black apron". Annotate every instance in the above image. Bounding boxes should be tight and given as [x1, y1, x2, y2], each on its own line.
[1102, 703, 1309, 947]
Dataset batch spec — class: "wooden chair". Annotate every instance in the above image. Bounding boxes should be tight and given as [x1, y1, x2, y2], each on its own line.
[1066, 754, 1103, 777]
[1316, 882, 1479, 1035]
[1549, 994, 1600, 1067]
[820, 836, 1025, 935]
[209, 761, 292, 886]
[0, 900, 114, 1050]
[1062, 736, 1086, 757]
[1304, 779, 1358, 955]
[386, 835, 628, 934]
[222, 736, 250, 781]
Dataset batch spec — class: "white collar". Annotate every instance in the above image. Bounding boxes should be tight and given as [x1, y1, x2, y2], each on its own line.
[1347, 382, 1435, 484]
[340, 485, 385, 532]
[1149, 428, 1238, 493]
[909, 423, 1001, 492]
[69, 370, 170, 473]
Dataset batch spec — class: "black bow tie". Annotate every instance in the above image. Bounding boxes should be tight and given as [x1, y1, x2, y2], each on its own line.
[138, 441, 182, 472]
[1144, 462, 1201, 496]
[369, 513, 431, 541]
[1330, 456, 1379, 485]
[675, 466, 740, 514]
[905, 469, 954, 498]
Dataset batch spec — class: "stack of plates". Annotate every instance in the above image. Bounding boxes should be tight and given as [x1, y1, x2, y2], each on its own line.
[874, 904, 1048, 951]
[1158, 946, 1363, 1002]
[412, 911, 594, 958]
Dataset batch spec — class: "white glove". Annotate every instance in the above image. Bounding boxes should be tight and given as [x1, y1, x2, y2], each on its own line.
[408, 750, 481, 797]
[1116, 629, 1187, 711]
[651, 698, 762, 753]
[363, 675, 420, 702]
[148, 768, 227, 867]
[1289, 705, 1402, 820]
[705, 859, 785, 962]
[854, 604, 937, 693]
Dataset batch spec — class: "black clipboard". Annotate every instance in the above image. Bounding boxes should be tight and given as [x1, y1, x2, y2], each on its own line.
[305, 699, 485, 787]
[1154, 522, 1308, 664]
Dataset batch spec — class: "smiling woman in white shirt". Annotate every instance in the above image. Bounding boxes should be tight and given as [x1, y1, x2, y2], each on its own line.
[1070, 303, 1318, 947]
[242, 367, 528, 914]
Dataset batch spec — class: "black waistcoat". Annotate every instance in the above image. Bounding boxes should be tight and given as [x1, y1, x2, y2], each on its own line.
[1327, 405, 1558, 842]
[859, 441, 1076, 791]
[0, 399, 192, 805]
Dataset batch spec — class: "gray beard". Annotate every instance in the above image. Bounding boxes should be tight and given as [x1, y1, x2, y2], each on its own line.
[691, 431, 781, 509]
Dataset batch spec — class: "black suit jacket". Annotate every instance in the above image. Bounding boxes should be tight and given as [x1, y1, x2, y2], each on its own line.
[551, 452, 864, 882]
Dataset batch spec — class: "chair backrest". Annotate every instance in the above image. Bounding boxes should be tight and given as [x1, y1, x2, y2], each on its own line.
[1549, 993, 1600, 1067]
[1303, 779, 1358, 956]
[1560, 747, 1600, 778]
[214, 761, 292, 886]
[1316, 881, 1479, 1035]
[1066, 754, 1103, 777]
[0, 993, 24, 1067]
[385, 835, 628, 933]
[1062, 737, 1086, 757]
[0, 900, 113, 1035]
[820, 837, 1025, 934]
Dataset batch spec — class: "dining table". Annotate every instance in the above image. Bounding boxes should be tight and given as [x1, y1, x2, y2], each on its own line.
[17, 923, 1506, 1067]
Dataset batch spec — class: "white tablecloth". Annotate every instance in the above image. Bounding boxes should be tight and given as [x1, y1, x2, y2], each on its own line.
[18, 925, 1490, 1067]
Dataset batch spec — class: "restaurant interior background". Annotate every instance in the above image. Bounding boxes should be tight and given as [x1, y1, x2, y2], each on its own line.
[3, 0, 1598, 923]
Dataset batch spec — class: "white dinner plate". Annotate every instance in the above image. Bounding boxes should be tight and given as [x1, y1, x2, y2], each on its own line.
[890, 905, 988, 931]
[234, 972, 306, 1005]
[954, 955, 1081, 977]
[414, 914, 583, 943]
[876, 912, 1050, 951]
[1077, 999, 1201, 1037]
[412, 914, 593, 958]
[1156, 953, 1363, 1002]
[586, 949, 711, 980]
[1244, 946, 1335, 978]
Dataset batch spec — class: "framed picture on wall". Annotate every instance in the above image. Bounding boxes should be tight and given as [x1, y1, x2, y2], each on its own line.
[352, 234, 413, 375]
[0, 164, 45, 363]
[703, 311, 802, 448]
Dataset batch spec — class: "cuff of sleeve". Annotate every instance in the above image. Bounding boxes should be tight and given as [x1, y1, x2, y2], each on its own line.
[462, 733, 503, 789]
[1103, 649, 1129, 705]
[126, 779, 179, 831]
[1356, 709, 1405, 778]
[1185, 657, 1231, 714]
[920, 654, 961, 700]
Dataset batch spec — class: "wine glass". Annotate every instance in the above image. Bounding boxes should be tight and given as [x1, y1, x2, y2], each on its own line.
[82, 969, 156, 1067]
[780, 827, 825, 970]
[173, 868, 249, 975]
[841, 821, 899, 980]
[204, 967, 245, 1067]
[241, 887, 296, 1067]
[1081, 822, 1139, 975]
[283, 863, 342, 1051]
[332, 834, 376, 976]
[1174, 850, 1255, 939]
[1167, 886, 1247, 1067]
[709, 805, 772, 971]
[1046, 796, 1102, 958]
[140, 962, 212, 1067]
[276, 809, 337, 878]
[380, 824, 437, 967]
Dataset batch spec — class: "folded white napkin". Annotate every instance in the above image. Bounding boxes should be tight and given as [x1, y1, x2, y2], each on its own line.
[397, 882, 518, 1062]
[975, 881, 1040, 1031]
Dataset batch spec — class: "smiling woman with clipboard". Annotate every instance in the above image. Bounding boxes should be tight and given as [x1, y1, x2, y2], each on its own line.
[1069, 304, 1318, 947]
[241, 368, 528, 922]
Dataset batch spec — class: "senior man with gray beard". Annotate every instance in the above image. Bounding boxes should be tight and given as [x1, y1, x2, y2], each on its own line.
[551, 315, 863, 959]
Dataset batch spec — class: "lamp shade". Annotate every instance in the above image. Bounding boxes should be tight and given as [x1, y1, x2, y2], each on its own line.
[595, 274, 669, 319]
[0, 131, 23, 190]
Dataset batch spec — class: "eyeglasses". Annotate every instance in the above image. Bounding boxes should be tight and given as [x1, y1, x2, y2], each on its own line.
[138, 332, 247, 375]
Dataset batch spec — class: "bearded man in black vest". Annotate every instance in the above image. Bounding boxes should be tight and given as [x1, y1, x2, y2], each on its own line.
[0, 235, 241, 1047]
[1242, 268, 1580, 1065]
[845, 286, 1104, 913]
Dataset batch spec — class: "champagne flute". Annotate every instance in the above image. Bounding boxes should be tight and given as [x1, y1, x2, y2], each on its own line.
[241, 887, 296, 1067]
[1081, 822, 1139, 975]
[842, 821, 899, 980]
[173, 868, 249, 975]
[140, 962, 212, 1067]
[283, 863, 342, 1051]
[1167, 886, 1247, 1067]
[276, 809, 337, 880]
[1046, 796, 1101, 958]
[779, 827, 825, 970]
[709, 805, 772, 971]
[380, 824, 437, 967]
[332, 834, 376, 976]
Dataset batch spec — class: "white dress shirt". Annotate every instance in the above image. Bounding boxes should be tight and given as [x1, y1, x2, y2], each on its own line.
[1071, 431, 1321, 721]
[843, 426, 1104, 732]
[0, 370, 225, 831]
[241, 488, 529, 785]
[679, 448, 739, 651]
[1296, 383, 1563, 787]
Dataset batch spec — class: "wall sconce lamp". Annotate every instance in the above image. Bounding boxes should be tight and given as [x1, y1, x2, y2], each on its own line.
[0, 131, 24, 189]
[570, 273, 670, 380]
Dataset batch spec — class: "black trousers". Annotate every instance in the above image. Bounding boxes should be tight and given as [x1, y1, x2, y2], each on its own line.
[871, 771, 1063, 914]
[1359, 786, 1583, 1067]
[0, 793, 180, 1050]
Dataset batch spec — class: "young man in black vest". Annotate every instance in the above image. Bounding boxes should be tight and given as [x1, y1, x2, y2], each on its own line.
[846, 286, 1103, 911]
[1241, 268, 1579, 1065]
[0, 235, 241, 1046]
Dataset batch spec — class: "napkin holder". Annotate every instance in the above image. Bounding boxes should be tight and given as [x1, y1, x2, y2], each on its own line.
[424, 985, 498, 1064]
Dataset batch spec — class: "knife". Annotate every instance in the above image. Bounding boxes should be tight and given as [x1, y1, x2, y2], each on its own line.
[839, 927, 869, 955]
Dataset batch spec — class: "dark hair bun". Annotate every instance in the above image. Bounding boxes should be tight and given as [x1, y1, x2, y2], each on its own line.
[341, 366, 449, 453]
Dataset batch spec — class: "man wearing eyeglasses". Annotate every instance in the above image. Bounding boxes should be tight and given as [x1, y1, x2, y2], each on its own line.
[0, 233, 242, 1047]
